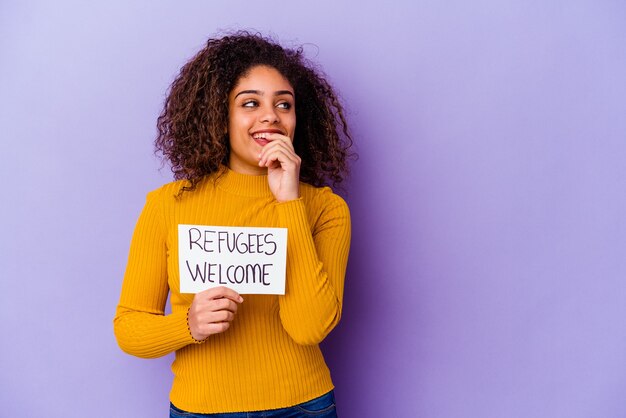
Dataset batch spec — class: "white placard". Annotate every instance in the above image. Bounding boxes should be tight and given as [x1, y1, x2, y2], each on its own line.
[178, 224, 287, 294]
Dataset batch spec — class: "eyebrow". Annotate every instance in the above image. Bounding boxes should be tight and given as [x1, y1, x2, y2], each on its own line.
[234, 89, 294, 99]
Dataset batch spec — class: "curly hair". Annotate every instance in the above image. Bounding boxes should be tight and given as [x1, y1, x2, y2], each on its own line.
[155, 31, 353, 194]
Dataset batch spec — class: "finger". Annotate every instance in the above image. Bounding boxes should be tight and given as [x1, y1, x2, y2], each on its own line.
[210, 322, 231, 333]
[259, 146, 300, 163]
[208, 310, 235, 323]
[259, 143, 298, 163]
[260, 133, 295, 153]
[203, 322, 231, 335]
[259, 141, 299, 163]
[260, 149, 300, 168]
[201, 286, 244, 303]
[189, 299, 237, 325]
[258, 135, 295, 158]
[209, 298, 239, 313]
[256, 132, 293, 144]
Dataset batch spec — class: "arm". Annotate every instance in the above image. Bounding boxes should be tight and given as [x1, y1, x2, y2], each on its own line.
[114, 189, 243, 358]
[113, 189, 196, 358]
[258, 133, 351, 345]
[276, 191, 351, 345]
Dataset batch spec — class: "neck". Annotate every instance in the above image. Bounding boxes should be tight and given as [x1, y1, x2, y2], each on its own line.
[228, 158, 268, 176]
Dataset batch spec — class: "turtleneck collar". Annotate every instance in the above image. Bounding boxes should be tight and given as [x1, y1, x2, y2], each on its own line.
[214, 166, 273, 197]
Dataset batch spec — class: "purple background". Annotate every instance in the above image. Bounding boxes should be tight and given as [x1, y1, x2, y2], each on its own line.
[1, 1, 625, 417]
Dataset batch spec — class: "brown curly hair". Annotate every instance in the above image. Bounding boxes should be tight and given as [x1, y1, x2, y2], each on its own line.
[155, 31, 353, 193]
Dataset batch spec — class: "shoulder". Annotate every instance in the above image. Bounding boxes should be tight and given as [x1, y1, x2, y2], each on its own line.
[299, 183, 350, 223]
[145, 179, 187, 203]
[301, 182, 348, 205]
[146, 176, 220, 204]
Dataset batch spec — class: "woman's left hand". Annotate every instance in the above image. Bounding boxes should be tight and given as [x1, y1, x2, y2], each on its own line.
[258, 133, 301, 202]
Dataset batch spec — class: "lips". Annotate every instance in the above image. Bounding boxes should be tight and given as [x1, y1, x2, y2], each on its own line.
[253, 137, 269, 146]
[251, 129, 284, 146]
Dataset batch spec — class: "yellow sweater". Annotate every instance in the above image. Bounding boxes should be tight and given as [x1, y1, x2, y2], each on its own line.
[113, 168, 351, 413]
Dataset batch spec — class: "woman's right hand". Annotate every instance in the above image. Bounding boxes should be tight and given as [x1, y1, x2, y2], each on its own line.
[188, 286, 243, 341]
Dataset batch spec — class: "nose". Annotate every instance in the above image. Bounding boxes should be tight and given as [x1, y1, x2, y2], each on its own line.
[260, 105, 280, 124]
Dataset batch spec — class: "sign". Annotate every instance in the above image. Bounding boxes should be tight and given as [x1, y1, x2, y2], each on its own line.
[178, 224, 288, 294]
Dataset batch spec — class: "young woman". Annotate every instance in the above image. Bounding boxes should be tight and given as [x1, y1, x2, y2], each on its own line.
[114, 32, 353, 417]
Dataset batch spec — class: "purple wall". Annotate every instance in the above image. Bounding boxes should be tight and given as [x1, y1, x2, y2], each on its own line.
[2, 1, 625, 417]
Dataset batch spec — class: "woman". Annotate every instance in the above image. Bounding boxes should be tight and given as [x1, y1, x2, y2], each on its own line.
[114, 32, 353, 417]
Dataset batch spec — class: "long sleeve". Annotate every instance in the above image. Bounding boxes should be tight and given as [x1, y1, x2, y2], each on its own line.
[113, 189, 196, 358]
[276, 191, 351, 345]
[113, 170, 348, 413]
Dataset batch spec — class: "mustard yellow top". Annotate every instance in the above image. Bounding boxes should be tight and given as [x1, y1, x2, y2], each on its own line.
[113, 168, 351, 413]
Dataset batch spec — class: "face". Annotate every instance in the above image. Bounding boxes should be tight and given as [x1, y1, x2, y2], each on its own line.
[227, 65, 296, 175]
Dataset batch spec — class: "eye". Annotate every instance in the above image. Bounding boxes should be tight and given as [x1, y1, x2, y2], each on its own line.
[276, 102, 292, 110]
[242, 100, 258, 108]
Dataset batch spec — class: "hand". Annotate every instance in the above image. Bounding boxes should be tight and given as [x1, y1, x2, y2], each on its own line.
[257, 133, 301, 202]
[188, 286, 243, 341]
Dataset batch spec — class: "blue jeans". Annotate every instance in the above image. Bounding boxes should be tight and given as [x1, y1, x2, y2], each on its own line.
[169, 390, 337, 417]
